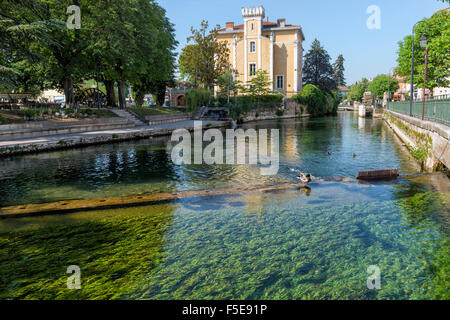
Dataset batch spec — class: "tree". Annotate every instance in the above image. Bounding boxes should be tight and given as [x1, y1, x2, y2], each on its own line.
[347, 78, 369, 102]
[217, 69, 241, 103]
[0, 0, 67, 93]
[367, 74, 399, 102]
[129, 1, 177, 107]
[1, 0, 177, 110]
[332, 54, 346, 87]
[245, 70, 273, 107]
[178, 20, 230, 90]
[396, 10, 450, 91]
[303, 39, 336, 92]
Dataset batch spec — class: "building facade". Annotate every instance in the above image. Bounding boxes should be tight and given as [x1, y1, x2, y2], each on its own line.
[217, 6, 305, 97]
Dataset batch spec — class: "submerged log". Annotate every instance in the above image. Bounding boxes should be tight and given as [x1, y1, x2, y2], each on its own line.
[0, 183, 298, 218]
[357, 169, 399, 181]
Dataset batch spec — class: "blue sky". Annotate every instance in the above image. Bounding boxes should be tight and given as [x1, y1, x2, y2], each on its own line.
[156, 0, 448, 85]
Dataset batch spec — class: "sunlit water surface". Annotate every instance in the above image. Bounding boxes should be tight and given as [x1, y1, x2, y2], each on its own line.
[0, 113, 448, 300]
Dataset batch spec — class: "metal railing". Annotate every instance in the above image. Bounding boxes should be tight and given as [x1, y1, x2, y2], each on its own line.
[387, 96, 450, 126]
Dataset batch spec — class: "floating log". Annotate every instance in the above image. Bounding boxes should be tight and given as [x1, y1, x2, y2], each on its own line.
[357, 169, 399, 181]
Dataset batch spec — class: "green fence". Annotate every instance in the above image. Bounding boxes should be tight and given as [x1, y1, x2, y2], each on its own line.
[387, 96, 450, 126]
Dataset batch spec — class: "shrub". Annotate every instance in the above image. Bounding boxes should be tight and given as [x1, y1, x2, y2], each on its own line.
[276, 109, 284, 117]
[0, 114, 8, 124]
[293, 85, 340, 116]
[185, 89, 211, 114]
[21, 109, 38, 119]
[81, 108, 94, 115]
[293, 84, 327, 116]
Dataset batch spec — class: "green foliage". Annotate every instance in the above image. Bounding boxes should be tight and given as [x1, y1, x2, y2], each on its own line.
[178, 20, 230, 89]
[332, 54, 346, 87]
[347, 78, 369, 102]
[217, 70, 241, 101]
[185, 89, 212, 113]
[0, 114, 8, 125]
[303, 39, 337, 91]
[396, 10, 450, 90]
[129, 107, 184, 117]
[0, 0, 177, 108]
[293, 84, 333, 116]
[368, 74, 399, 100]
[276, 109, 285, 117]
[409, 145, 428, 163]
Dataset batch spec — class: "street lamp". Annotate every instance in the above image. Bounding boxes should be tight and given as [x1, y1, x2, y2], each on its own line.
[388, 67, 395, 110]
[410, 20, 429, 117]
[420, 35, 429, 121]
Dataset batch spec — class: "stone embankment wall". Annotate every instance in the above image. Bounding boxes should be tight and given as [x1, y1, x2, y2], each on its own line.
[0, 121, 230, 158]
[144, 114, 191, 125]
[384, 110, 450, 171]
[242, 99, 309, 123]
[0, 118, 133, 140]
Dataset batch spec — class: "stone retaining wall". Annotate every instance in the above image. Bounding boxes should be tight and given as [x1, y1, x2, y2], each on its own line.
[242, 99, 309, 123]
[0, 121, 230, 157]
[144, 114, 191, 125]
[0, 118, 133, 140]
[384, 110, 450, 171]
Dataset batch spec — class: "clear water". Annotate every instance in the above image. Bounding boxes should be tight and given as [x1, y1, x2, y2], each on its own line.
[0, 113, 448, 299]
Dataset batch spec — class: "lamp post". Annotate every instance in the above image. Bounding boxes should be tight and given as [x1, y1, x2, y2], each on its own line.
[388, 67, 395, 110]
[421, 34, 429, 121]
[410, 20, 429, 117]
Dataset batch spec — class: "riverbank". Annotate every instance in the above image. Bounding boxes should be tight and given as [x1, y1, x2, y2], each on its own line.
[383, 109, 450, 171]
[0, 120, 229, 158]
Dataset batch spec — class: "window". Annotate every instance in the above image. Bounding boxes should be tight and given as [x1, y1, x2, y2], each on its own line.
[249, 63, 256, 76]
[276, 75, 284, 90]
[251, 23, 254, 31]
[250, 41, 256, 53]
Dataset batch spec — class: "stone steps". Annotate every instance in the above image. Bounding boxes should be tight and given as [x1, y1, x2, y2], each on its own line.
[111, 109, 147, 126]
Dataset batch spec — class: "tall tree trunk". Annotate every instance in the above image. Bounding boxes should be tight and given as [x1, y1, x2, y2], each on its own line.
[117, 81, 127, 109]
[156, 83, 166, 106]
[135, 91, 144, 108]
[104, 80, 116, 108]
[63, 78, 74, 108]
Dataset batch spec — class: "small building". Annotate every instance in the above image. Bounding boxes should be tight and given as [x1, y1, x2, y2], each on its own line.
[338, 86, 349, 97]
[167, 82, 194, 107]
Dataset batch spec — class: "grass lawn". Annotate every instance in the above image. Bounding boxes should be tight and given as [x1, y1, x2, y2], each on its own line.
[0, 108, 118, 125]
[129, 107, 186, 117]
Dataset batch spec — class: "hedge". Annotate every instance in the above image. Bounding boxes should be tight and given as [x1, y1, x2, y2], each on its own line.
[185, 89, 211, 114]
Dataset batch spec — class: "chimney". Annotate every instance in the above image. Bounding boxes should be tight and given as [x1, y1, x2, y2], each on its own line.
[226, 22, 234, 30]
[277, 18, 286, 27]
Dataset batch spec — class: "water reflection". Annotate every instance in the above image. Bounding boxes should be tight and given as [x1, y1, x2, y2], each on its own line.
[0, 113, 448, 300]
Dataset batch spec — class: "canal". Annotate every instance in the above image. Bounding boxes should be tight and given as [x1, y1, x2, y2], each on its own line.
[0, 112, 448, 299]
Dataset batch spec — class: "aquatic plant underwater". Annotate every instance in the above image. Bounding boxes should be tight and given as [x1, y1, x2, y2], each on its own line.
[0, 189, 448, 300]
[0, 114, 448, 300]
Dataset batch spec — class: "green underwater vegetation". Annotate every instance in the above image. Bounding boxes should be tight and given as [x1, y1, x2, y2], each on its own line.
[0, 192, 448, 300]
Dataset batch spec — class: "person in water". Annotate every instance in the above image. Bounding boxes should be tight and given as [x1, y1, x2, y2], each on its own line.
[298, 173, 312, 187]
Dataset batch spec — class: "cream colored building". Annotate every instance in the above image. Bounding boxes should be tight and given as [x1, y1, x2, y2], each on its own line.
[216, 6, 305, 97]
